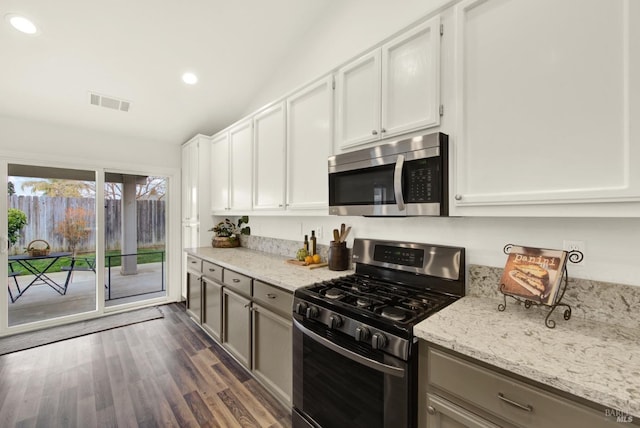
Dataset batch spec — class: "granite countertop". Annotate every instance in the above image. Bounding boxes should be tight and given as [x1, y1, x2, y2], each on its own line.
[185, 246, 353, 292]
[415, 295, 640, 418]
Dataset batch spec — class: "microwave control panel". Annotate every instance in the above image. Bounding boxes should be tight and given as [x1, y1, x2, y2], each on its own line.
[404, 157, 441, 203]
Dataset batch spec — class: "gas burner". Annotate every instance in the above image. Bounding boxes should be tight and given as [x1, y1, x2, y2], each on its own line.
[381, 306, 409, 321]
[405, 299, 427, 311]
[324, 288, 344, 299]
[356, 297, 371, 307]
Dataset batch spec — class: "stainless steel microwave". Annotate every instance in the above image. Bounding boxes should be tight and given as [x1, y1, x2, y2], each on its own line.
[328, 133, 448, 216]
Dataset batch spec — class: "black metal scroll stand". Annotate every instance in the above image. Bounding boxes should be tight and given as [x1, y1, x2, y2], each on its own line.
[497, 244, 582, 329]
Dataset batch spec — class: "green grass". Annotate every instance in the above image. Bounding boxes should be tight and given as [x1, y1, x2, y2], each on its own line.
[8, 248, 165, 276]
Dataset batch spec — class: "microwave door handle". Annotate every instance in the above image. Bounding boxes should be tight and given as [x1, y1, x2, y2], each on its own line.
[394, 155, 405, 211]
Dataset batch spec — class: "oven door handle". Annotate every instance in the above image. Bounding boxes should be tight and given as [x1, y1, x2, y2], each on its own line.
[294, 319, 405, 377]
[393, 154, 405, 211]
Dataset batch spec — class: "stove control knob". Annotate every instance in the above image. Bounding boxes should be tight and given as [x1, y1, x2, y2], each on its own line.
[354, 326, 370, 342]
[328, 314, 343, 329]
[305, 306, 319, 319]
[371, 332, 388, 350]
[295, 302, 308, 315]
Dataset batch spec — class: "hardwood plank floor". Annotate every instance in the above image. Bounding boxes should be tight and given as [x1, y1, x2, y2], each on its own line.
[0, 303, 292, 428]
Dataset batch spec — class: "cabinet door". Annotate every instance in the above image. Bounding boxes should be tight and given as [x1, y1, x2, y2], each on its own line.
[186, 270, 202, 324]
[210, 132, 230, 212]
[336, 50, 382, 149]
[426, 394, 500, 428]
[286, 76, 333, 210]
[251, 304, 292, 405]
[253, 102, 286, 210]
[453, 0, 640, 213]
[202, 277, 222, 342]
[181, 140, 199, 222]
[381, 16, 441, 137]
[229, 119, 253, 211]
[222, 288, 251, 368]
[181, 226, 199, 299]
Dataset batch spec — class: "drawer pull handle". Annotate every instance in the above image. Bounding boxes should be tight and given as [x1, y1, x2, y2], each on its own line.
[266, 293, 277, 299]
[232, 279, 240, 283]
[498, 393, 533, 412]
[209, 268, 216, 272]
[190, 261, 197, 264]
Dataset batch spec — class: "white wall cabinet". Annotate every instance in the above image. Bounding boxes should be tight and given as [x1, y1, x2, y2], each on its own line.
[210, 132, 230, 212]
[286, 76, 334, 210]
[181, 139, 199, 222]
[253, 102, 287, 210]
[229, 119, 254, 212]
[451, 0, 640, 216]
[336, 16, 441, 151]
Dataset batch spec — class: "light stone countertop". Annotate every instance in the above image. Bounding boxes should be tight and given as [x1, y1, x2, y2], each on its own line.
[185, 246, 353, 292]
[414, 295, 640, 418]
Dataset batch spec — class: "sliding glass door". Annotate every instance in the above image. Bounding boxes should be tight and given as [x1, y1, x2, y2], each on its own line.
[6, 164, 98, 327]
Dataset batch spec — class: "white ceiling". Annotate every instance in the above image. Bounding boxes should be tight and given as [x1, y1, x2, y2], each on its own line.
[0, 0, 335, 145]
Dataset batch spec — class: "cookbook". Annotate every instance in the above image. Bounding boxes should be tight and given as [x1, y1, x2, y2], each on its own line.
[499, 246, 568, 306]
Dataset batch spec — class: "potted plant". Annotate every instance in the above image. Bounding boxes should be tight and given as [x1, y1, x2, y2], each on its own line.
[210, 216, 250, 248]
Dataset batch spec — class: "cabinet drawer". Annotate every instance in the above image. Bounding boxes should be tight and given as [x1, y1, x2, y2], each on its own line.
[223, 269, 252, 295]
[202, 260, 223, 282]
[253, 280, 293, 316]
[186, 255, 202, 272]
[428, 348, 620, 428]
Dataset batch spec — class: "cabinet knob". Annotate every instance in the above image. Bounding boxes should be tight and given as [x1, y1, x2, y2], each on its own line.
[266, 293, 277, 299]
[427, 406, 436, 415]
[278, 204, 283, 207]
[454, 194, 462, 201]
[381, 128, 386, 133]
[232, 278, 240, 283]
[371, 130, 378, 135]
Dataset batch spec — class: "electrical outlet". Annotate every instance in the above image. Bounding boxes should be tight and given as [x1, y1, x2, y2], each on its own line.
[316, 226, 323, 240]
[563, 240, 586, 267]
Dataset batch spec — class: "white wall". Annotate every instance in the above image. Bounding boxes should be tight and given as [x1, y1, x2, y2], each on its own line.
[0, 115, 180, 168]
[247, 215, 640, 287]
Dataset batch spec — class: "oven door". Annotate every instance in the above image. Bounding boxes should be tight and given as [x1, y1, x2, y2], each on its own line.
[292, 318, 413, 428]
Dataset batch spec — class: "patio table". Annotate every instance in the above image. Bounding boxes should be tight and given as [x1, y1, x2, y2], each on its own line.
[7, 252, 72, 302]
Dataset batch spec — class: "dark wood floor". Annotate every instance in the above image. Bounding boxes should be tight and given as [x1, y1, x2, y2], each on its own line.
[0, 303, 292, 428]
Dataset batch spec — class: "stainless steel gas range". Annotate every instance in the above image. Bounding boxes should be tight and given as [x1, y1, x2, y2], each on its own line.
[292, 238, 465, 428]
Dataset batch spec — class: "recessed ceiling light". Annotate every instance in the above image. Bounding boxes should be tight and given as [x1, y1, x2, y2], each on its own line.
[5, 14, 39, 35]
[182, 72, 198, 85]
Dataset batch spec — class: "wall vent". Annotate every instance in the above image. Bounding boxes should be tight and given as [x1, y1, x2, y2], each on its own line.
[89, 92, 131, 112]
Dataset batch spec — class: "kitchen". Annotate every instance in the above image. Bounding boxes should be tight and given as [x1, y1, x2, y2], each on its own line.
[1, 0, 639, 427]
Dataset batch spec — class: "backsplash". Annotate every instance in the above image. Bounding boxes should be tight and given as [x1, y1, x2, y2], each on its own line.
[469, 265, 640, 330]
[240, 235, 331, 260]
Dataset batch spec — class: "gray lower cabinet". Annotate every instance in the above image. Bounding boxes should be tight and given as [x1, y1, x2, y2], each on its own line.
[185, 256, 202, 323]
[425, 346, 622, 428]
[202, 277, 222, 341]
[252, 303, 292, 406]
[222, 287, 252, 368]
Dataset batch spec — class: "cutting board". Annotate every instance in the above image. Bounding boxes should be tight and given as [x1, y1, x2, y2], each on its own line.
[286, 259, 328, 270]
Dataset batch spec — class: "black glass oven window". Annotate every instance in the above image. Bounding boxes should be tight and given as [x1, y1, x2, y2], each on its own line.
[302, 334, 384, 428]
[329, 164, 396, 206]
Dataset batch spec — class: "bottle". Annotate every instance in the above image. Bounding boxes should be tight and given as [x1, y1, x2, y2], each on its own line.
[303, 235, 309, 253]
[310, 230, 317, 255]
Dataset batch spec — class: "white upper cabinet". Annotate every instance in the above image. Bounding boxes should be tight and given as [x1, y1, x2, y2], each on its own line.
[253, 102, 286, 210]
[210, 132, 230, 212]
[229, 119, 254, 211]
[336, 16, 441, 151]
[182, 135, 211, 223]
[452, 0, 640, 215]
[286, 76, 334, 210]
[181, 139, 198, 222]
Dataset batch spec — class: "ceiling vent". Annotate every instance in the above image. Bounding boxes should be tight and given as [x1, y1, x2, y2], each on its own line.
[89, 92, 131, 112]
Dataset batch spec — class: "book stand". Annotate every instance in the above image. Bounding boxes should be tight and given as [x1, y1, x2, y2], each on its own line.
[498, 244, 582, 329]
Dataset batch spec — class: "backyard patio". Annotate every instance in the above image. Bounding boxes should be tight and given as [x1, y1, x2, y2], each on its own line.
[8, 261, 165, 326]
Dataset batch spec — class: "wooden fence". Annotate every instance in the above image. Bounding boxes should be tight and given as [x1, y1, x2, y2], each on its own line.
[9, 195, 165, 254]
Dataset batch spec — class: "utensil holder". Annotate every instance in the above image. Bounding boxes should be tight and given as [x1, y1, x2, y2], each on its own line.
[328, 241, 350, 271]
